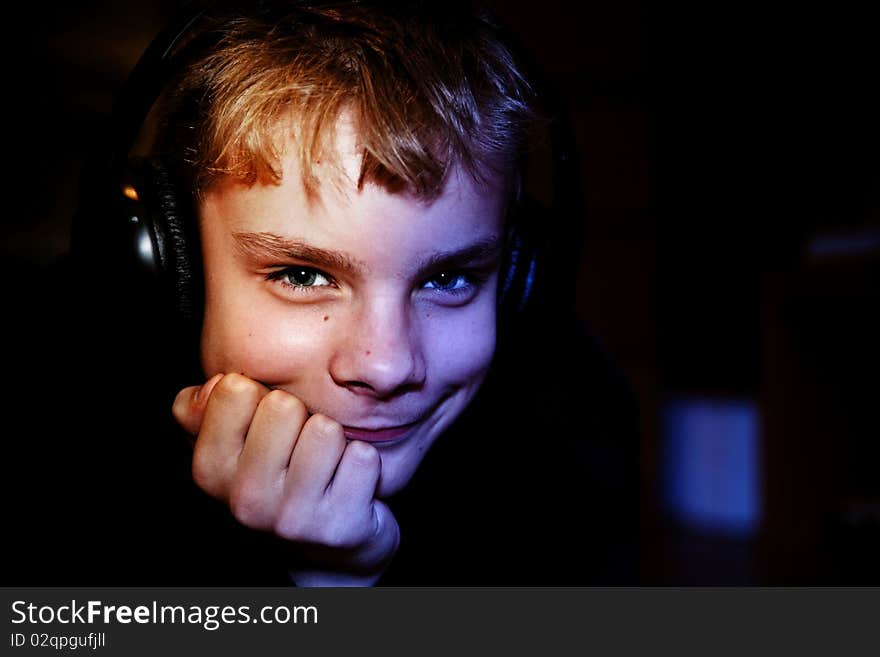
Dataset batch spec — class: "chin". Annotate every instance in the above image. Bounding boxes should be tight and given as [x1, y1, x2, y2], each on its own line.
[374, 449, 423, 499]
[371, 423, 447, 499]
[376, 380, 489, 498]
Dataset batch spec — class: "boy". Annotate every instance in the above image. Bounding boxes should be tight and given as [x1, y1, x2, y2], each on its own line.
[159, 0, 533, 585]
[9, 0, 639, 586]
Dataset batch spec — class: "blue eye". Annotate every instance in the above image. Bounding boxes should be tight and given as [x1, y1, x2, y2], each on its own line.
[423, 272, 472, 294]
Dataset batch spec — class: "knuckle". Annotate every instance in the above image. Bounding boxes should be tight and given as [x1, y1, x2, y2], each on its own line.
[273, 503, 365, 550]
[320, 523, 358, 550]
[229, 481, 269, 529]
[273, 509, 311, 543]
[213, 373, 263, 406]
[305, 413, 344, 441]
[261, 389, 307, 421]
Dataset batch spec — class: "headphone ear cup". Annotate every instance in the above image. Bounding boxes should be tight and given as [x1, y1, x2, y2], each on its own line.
[499, 227, 538, 315]
[499, 193, 542, 318]
[147, 159, 202, 323]
[115, 156, 203, 324]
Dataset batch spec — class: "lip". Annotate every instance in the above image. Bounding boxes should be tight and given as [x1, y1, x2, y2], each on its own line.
[342, 419, 421, 443]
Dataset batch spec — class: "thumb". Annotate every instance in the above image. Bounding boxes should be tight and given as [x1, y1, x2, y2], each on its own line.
[172, 373, 224, 436]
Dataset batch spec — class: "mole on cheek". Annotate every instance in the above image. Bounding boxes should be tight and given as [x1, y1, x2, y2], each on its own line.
[323, 316, 329, 322]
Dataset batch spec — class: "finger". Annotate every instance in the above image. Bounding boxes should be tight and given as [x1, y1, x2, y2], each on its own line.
[230, 389, 309, 528]
[369, 499, 401, 558]
[282, 413, 347, 510]
[171, 373, 224, 436]
[192, 373, 271, 500]
[327, 440, 381, 515]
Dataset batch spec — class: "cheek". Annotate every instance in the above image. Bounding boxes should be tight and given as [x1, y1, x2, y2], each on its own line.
[200, 295, 333, 384]
[421, 298, 497, 385]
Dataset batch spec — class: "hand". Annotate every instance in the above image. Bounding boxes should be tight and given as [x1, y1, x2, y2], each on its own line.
[172, 373, 400, 586]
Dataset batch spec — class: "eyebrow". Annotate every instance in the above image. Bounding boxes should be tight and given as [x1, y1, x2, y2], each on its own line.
[232, 231, 365, 275]
[415, 237, 505, 274]
[232, 231, 504, 277]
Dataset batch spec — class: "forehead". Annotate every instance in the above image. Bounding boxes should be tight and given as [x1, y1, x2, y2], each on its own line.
[200, 121, 508, 270]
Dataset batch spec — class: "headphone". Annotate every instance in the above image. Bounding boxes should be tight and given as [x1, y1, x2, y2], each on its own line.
[71, 1, 582, 346]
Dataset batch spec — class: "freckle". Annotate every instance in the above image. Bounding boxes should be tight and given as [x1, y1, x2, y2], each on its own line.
[323, 316, 329, 321]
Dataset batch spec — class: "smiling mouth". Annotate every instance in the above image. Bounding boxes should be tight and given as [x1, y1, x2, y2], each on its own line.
[342, 420, 421, 443]
[339, 393, 452, 444]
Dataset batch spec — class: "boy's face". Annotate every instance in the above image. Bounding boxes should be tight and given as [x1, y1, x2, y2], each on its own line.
[198, 120, 506, 498]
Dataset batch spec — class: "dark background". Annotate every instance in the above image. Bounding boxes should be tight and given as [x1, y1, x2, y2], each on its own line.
[4, 1, 878, 584]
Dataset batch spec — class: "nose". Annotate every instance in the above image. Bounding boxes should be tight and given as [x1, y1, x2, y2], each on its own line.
[328, 295, 426, 399]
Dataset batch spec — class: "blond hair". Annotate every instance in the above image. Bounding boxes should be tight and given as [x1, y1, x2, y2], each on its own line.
[156, 1, 537, 200]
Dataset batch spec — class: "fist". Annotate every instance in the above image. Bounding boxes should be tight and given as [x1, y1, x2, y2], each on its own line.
[172, 373, 400, 585]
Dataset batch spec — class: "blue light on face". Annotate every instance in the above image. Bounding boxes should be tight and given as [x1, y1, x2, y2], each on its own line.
[662, 397, 762, 537]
